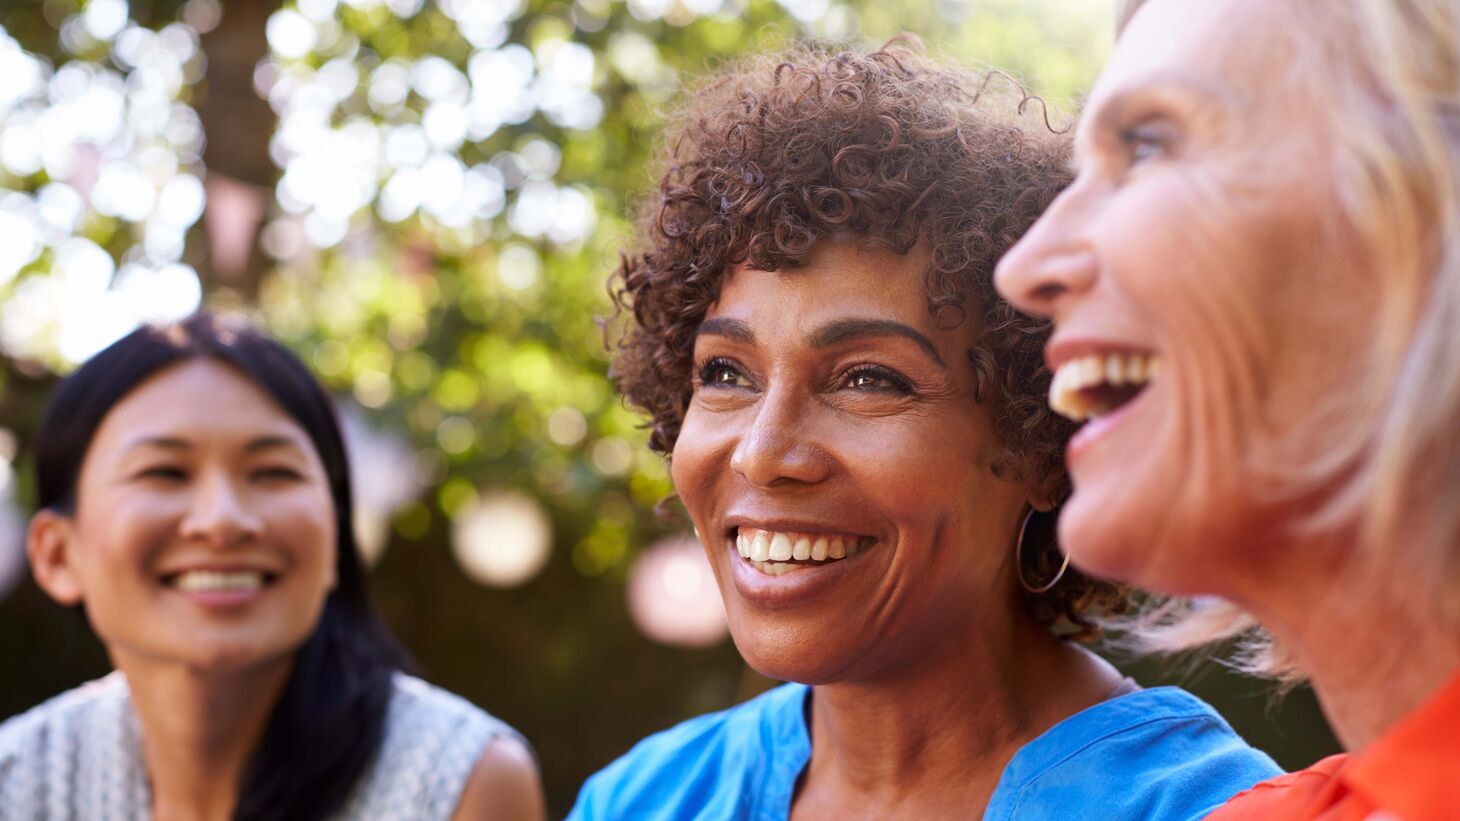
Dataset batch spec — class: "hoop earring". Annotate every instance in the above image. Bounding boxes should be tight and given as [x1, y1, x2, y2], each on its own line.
[1014, 507, 1070, 594]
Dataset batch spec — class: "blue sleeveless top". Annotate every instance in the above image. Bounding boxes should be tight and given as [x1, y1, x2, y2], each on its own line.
[569, 683, 1280, 820]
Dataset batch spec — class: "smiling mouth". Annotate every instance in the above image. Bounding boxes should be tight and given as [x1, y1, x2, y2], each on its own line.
[1049, 351, 1162, 422]
[734, 528, 875, 576]
[162, 570, 279, 593]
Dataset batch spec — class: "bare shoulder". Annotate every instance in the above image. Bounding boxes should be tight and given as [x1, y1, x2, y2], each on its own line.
[450, 734, 546, 821]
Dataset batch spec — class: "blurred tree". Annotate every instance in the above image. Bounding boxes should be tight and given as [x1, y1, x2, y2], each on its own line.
[0, 0, 1337, 815]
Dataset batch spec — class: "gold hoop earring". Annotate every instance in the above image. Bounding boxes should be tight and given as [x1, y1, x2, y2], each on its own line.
[1014, 506, 1070, 594]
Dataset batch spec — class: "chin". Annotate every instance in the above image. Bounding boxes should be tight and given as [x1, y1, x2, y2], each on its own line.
[728, 619, 852, 686]
[174, 634, 298, 675]
[1061, 481, 1254, 598]
[1058, 486, 1142, 573]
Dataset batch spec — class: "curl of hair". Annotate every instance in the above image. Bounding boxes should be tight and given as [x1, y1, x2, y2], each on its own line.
[606, 40, 1129, 638]
[34, 313, 413, 820]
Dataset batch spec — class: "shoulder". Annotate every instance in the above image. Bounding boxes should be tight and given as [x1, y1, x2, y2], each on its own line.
[341, 674, 531, 821]
[987, 687, 1283, 821]
[0, 673, 130, 761]
[567, 683, 809, 821]
[1204, 755, 1348, 821]
[384, 673, 509, 736]
[0, 674, 138, 813]
[451, 733, 545, 821]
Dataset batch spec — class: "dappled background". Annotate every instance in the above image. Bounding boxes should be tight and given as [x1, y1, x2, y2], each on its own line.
[0, 0, 1338, 814]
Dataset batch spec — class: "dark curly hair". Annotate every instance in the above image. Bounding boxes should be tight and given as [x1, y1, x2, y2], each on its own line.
[608, 40, 1128, 638]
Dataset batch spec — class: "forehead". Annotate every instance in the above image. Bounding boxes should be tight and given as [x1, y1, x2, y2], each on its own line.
[1090, 0, 1295, 121]
[90, 358, 308, 453]
[710, 241, 938, 326]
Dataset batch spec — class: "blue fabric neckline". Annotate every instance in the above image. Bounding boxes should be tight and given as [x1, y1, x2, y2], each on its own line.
[992, 686, 1220, 790]
[755, 683, 1221, 816]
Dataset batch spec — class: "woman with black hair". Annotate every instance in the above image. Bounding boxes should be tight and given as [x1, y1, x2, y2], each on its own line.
[0, 313, 544, 820]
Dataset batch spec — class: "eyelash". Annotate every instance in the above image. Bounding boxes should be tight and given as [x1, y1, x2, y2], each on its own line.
[135, 466, 303, 482]
[695, 358, 914, 395]
[1121, 123, 1171, 165]
[841, 364, 914, 395]
[697, 357, 751, 389]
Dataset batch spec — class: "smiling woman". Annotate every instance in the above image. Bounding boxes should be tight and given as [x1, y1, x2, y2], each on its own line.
[996, 0, 1460, 817]
[570, 41, 1280, 820]
[0, 314, 544, 821]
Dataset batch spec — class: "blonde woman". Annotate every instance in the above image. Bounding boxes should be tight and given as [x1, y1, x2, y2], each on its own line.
[996, 0, 1460, 817]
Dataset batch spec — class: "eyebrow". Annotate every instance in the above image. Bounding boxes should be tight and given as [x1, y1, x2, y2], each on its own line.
[122, 435, 307, 455]
[244, 436, 307, 454]
[1080, 71, 1235, 153]
[811, 319, 946, 368]
[126, 436, 191, 453]
[696, 316, 945, 368]
[696, 317, 756, 344]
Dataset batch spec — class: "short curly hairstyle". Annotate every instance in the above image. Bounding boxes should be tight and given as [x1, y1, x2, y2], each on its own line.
[608, 40, 1128, 638]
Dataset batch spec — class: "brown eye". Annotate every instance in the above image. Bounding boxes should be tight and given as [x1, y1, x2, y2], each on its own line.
[842, 365, 913, 395]
[698, 357, 751, 389]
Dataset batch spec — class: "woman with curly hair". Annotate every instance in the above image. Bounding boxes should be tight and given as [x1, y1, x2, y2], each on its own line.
[569, 42, 1278, 819]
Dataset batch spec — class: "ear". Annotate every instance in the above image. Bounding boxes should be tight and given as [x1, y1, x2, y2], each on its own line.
[1026, 480, 1062, 514]
[28, 510, 85, 606]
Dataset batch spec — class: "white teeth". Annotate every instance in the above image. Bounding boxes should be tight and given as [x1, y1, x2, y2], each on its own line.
[751, 560, 800, 576]
[736, 528, 872, 569]
[172, 570, 264, 593]
[1049, 352, 1162, 422]
[750, 532, 771, 562]
[1105, 357, 1124, 386]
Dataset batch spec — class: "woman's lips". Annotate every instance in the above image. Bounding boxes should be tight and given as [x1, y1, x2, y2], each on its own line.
[161, 569, 277, 610]
[1048, 350, 1162, 422]
[735, 527, 873, 566]
[725, 527, 879, 609]
[1066, 379, 1157, 465]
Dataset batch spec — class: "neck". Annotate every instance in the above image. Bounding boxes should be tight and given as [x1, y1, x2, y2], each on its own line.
[114, 652, 295, 821]
[801, 607, 1123, 815]
[1233, 539, 1460, 751]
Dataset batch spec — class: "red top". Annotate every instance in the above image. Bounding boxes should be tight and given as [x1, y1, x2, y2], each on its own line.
[1207, 670, 1460, 820]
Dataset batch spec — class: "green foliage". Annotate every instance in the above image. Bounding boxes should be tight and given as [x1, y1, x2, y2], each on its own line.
[0, 0, 1161, 811]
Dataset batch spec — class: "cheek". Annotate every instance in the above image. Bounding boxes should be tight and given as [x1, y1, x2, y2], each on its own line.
[669, 409, 729, 514]
[266, 490, 338, 583]
[1087, 171, 1354, 582]
[75, 495, 179, 577]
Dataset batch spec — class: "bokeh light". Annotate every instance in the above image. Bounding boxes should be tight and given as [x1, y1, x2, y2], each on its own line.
[342, 408, 424, 565]
[452, 490, 553, 587]
[626, 536, 728, 648]
[0, 8, 208, 369]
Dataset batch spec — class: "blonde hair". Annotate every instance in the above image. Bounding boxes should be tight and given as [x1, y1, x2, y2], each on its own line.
[1109, 0, 1460, 679]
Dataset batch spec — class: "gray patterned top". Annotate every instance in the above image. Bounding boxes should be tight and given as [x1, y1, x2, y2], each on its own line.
[0, 671, 523, 820]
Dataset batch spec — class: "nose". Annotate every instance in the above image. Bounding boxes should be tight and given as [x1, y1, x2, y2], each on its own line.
[994, 183, 1100, 322]
[730, 386, 831, 488]
[179, 470, 262, 548]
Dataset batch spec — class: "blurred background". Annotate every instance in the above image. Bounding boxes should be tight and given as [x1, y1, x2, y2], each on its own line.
[0, 0, 1339, 815]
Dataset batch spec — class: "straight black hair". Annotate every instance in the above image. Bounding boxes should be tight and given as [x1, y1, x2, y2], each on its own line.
[34, 312, 412, 821]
